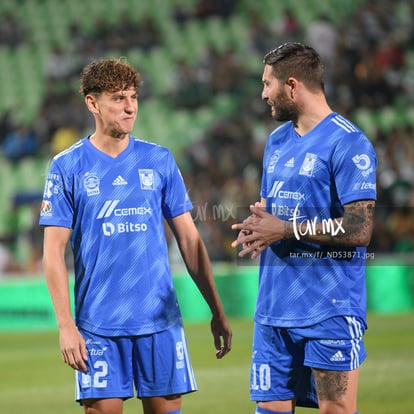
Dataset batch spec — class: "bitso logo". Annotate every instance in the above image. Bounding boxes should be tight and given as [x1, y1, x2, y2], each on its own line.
[97, 200, 150, 236]
[102, 222, 115, 236]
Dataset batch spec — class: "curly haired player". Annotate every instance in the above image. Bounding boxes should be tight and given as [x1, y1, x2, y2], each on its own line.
[40, 58, 231, 414]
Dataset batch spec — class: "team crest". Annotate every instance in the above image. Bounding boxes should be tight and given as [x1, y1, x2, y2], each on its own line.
[139, 169, 154, 190]
[299, 153, 317, 177]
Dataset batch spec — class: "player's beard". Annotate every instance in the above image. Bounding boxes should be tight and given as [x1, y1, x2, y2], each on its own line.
[271, 88, 299, 126]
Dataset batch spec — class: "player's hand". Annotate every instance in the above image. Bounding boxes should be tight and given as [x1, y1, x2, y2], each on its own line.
[210, 314, 232, 359]
[59, 324, 88, 372]
[231, 204, 285, 259]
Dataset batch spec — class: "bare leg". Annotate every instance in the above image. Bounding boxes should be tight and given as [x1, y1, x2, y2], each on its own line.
[257, 398, 296, 413]
[142, 395, 182, 414]
[313, 367, 359, 414]
[82, 398, 123, 414]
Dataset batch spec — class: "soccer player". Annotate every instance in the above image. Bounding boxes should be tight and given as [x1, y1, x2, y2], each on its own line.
[231, 43, 377, 414]
[39, 58, 232, 414]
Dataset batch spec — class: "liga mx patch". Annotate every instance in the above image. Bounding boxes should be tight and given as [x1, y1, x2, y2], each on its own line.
[138, 169, 154, 190]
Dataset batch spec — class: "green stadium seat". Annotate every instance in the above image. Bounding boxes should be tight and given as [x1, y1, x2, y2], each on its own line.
[204, 17, 230, 52]
[352, 108, 379, 139]
[377, 106, 397, 134]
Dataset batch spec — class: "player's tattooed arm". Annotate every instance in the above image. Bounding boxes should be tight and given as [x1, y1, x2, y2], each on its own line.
[290, 200, 375, 247]
[339, 200, 375, 246]
[231, 199, 375, 259]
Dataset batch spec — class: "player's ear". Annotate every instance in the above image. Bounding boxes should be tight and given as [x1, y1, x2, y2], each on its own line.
[286, 77, 296, 88]
[84, 94, 99, 113]
[287, 78, 296, 98]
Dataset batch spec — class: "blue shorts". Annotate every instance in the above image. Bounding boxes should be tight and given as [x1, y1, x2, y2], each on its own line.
[75, 321, 198, 402]
[250, 316, 366, 408]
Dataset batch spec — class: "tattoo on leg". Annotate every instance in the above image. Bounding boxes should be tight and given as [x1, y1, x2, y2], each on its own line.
[313, 369, 349, 401]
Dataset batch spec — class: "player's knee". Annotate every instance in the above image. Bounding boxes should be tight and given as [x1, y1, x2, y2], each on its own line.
[318, 400, 357, 414]
[82, 398, 122, 414]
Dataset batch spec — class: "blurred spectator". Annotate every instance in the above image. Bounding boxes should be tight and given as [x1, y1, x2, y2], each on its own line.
[385, 206, 414, 252]
[306, 14, 339, 63]
[2, 123, 38, 163]
[352, 44, 389, 108]
[134, 16, 161, 51]
[0, 109, 14, 146]
[0, 11, 27, 47]
[171, 0, 192, 26]
[374, 36, 406, 95]
[272, 8, 302, 42]
[247, 12, 274, 55]
[46, 45, 77, 82]
[305, 14, 339, 98]
[195, 0, 235, 19]
[386, 127, 414, 186]
[210, 47, 246, 94]
[169, 58, 211, 108]
[50, 126, 79, 155]
[0, 242, 22, 276]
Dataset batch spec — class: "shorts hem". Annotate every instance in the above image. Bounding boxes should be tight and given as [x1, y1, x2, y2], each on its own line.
[250, 392, 294, 402]
[76, 394, 134, 404]
[137, 387, 198, 398]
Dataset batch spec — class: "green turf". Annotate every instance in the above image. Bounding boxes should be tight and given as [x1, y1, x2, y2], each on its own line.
[0, 314, 413, 413]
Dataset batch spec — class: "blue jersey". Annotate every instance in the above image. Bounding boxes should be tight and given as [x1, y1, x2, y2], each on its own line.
[39, 136, 193, 336]
[257, 113, 377, 328]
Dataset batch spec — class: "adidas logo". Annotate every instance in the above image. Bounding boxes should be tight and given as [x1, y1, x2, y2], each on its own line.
[284, 157, 294, 167]
[330, 350, 346, 362]
[112, 175, 128, 185]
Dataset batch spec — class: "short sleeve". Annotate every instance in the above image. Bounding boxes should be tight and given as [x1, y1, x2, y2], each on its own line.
[331, 132, 377, 205]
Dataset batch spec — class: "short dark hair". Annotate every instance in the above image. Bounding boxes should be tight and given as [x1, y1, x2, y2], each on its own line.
[263, 42, 325, 92]
[80, 58, 142, 96]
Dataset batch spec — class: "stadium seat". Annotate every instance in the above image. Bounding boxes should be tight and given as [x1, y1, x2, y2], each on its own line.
[376, 106, 397, 133]
[352, 108, 379, 139]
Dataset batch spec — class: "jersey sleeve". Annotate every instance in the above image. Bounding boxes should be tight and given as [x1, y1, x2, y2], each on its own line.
[39, 157, 74, 228]
[331, 132, 377, 205]
[161, 150, 193, 219]
[260, 136, 274, 199]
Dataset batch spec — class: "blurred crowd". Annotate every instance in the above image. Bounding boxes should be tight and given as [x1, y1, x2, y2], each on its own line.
[1, 0, 414, 275]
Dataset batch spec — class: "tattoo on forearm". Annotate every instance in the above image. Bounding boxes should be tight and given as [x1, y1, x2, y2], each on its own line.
[289, 200, 374, 245]
[341, 201, 374, 244]
[313, 368, 349, 401]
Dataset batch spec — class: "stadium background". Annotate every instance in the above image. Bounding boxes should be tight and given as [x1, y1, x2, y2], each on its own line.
[0, 0, 413, 327]
[0, 1, 414, 413]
